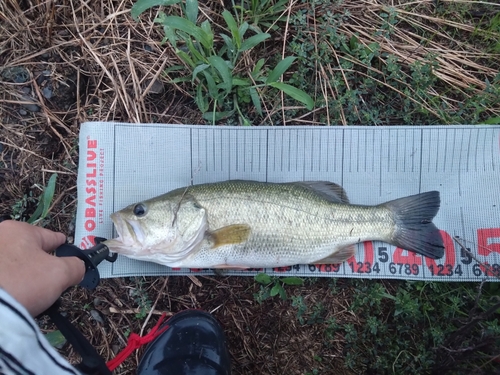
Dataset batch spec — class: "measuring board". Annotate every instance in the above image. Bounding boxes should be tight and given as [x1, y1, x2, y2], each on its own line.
[75, 123, 500, 281]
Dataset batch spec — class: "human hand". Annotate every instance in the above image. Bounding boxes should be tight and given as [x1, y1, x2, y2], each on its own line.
[0, 220, 85, 316]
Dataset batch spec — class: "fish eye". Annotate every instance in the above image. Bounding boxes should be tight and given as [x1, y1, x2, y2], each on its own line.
[133, 203, 147, 217]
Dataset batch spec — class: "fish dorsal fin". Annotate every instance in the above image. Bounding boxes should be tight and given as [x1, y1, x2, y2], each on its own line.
[312, 244, 356, 264]
[208, 224, 251, 248]
[292, 181, 350, 204]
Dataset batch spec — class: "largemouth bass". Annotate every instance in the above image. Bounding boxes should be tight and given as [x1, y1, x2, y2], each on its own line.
[104, 180, 444, 268]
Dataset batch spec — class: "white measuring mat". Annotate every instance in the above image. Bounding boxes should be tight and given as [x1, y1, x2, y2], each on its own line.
[75, 122, 500, 281]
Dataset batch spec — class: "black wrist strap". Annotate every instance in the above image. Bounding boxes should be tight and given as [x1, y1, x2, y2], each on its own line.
[44, 301, 112, 375]
[43, 238, 117, 374]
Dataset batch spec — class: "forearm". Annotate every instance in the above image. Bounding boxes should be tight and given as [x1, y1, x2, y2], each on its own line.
[0, 288, 80, 374]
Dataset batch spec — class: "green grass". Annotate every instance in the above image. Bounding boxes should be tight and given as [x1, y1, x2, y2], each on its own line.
[291, 279, 500, 374]
[285, 0, 500, 125]
[132, 0, 313, 125]
[11, 173, 57, 225]
[130, 0, 499, 125]
[128, 277, 154, 319]
[253, 273, 304, 302]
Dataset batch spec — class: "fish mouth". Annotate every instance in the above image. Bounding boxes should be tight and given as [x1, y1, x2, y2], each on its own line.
[106, 213, 144, 254]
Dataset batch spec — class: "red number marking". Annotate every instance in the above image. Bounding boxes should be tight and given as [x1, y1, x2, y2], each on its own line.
[477, 228, 500, 256]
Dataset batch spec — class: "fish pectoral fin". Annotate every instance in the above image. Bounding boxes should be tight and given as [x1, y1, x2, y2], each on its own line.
[208, 224, 251, 248]
[312, 244, 356, 264]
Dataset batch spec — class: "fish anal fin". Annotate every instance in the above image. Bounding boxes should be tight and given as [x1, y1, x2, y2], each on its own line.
[212, 265, 249, 270]
[312, 244, 356, 264]
[209, 224, 251, 248]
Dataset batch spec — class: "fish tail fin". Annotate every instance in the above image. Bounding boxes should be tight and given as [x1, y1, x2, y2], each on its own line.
[382, 191, 444, 259]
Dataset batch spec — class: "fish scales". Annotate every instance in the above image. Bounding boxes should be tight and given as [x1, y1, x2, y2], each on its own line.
[179, 181, 393, 267]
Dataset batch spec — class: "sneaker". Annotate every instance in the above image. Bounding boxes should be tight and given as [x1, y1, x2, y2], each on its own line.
[137, 309, 231, 375]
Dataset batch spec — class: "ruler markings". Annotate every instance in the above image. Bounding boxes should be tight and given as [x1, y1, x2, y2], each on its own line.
[396, 128, 400, 173]
[356, 130, 361, 172]
[326, 130, 330, 173]
[340, 129, 344, 187]
[217, 129, 221, 172]
[451, 128, 457, 173]
[435, 129, 440, 173]
[317, 130, 322, 172]
[272, 130, 277, 173]
[294, 129, 298, 174]
[474, 128, 479, 172]
[458, 129, 464, 196]
[304, 129, 308, 175]
[316, 130, 321, 174]
[377, 130, 382, 197]
[284, 129, 287, 173]
[283, 129, 287, 173]
[459, 206, 472, 280]
[306, 129, 310, 177]
[418, 129, 423, 193]
[371, 129, 375, 174]
[481, 128, 486, 172]
[204, 128, 208, 172]
[265, 129, 269, 182]
[286, 129, 289, 173]
[280, 129, 285, 173]
[78, 124, 500, 280]
[207, 129, 213, 176]
[272, 130, 276, 172]
[254, 130, 257, 173]
[234, 129, 238, 173]
[411, 129, 416, 173]
[466, 128, 471, 173]
[190, 128, 194, 182]
[261, 129, 265, 173]
[363, 131, 373, 172]
[460, 206, 466, 254]
[443, 128, 448, 173]
[201, 128, 205, 172]
[495, 129, 499, 171]
[209, 129, 213, 172]
[214, 129, 217, 172]
[403, 129, 408, 172]
[253, 130, 256, 172]
[228, 131, 232, 180]
[243, 129, 247, 172]
[244, 130, 247, 172]
[347, 129, 352, 173]
[386, 128, 390, 174]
